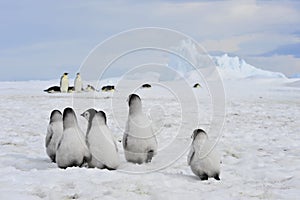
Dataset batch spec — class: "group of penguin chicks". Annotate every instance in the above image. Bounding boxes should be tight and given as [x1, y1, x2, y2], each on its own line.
[45, 93, 221, 181]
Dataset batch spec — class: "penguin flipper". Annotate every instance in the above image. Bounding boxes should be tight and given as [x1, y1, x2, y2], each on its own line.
[123, 133, 128, 149]
[187, 148, 195, 165]
[56, 136, 63, 150]
[45, 127, 53, 148]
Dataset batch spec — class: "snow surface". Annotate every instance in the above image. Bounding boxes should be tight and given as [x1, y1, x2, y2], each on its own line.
[0, 76, 299, 199]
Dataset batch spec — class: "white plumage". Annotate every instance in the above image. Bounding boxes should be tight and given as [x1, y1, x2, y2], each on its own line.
[60, 73, 69, 93]
[45, 110, 63, 162]
[74, 73, 83, 92]
[56, 107, 90, 168]
[81, 109, 120, 169]
[123, 94, 157, 164]
[187, 129, 221, 180]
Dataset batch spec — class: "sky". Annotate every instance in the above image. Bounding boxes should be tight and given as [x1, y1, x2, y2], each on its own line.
[0, 0, 299, 81]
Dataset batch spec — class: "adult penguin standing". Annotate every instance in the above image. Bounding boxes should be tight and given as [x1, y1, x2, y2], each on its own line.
[74, 73, 83, 92]
[60, 73, 69, 93]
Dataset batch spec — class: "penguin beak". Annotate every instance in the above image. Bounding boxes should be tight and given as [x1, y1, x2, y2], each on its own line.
[80, 113, 84, 117]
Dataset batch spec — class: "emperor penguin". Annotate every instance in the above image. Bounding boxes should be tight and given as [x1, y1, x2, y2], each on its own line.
[123, 94, 158, 164]
[60, 73, 69, 93]
[44, 86, 60, 93]
[81, 109, 120, 170]
[85, 85, 96, 92]
[56, 107, 91, 169]
[187, 129, 221, 180]
[45, 110, 63, 162]
[74, 73, 83, 92]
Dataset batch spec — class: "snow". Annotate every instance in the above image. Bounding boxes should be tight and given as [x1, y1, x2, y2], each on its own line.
[286, 80, 300, 88]
[0, 76, 299, 199]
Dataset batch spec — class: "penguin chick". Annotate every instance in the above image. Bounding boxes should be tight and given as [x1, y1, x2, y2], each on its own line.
[187, 129, 221, 181]
[56, 107, 90, 169]
[123, 94, 158, 164]
[81, 109, 120, 170]
[45, 109, 63, 162]
[60, 73, 69, 93]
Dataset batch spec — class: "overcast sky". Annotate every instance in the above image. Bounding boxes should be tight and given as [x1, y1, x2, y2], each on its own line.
[0, 0, 299, 81]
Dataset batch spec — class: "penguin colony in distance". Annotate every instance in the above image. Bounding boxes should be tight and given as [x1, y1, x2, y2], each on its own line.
[44, 72, 97, 93]
[187, 129, 221, 180]
[44, 86, 74, 93]
[123, 94, 157, 164]
[45, 93, 221, 181]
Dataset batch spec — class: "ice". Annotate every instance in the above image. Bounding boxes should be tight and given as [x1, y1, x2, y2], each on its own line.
[169, 39, 286, 80]
[212, 54, 286, 79]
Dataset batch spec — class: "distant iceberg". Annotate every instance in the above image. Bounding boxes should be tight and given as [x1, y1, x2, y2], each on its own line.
[168, 39, 286, 80]
[212, 54, 286, 80]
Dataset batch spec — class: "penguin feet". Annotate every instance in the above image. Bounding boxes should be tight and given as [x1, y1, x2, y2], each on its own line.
[58, 160, 82, 169]
[50, 155, 56, 163]
[58, 165, 68, 170]
[214, 174, 220, 181]
[104, 165, 117, 171]
[146, 150, 154, 163]
[199, 173, 208, 181]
